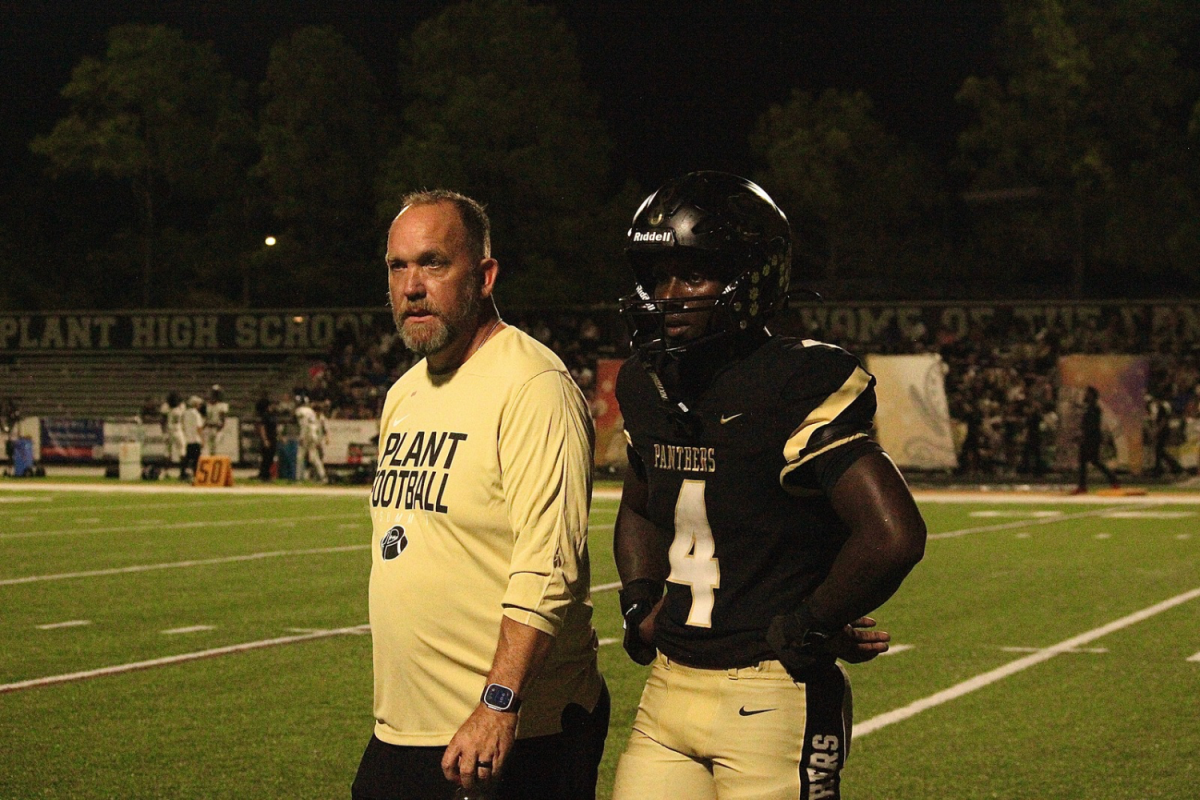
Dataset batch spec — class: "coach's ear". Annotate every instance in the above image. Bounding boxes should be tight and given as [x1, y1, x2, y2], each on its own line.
[480, 258, 499, 299]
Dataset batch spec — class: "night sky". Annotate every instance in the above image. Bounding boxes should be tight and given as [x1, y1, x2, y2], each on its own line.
[1, 1, 1001, 190]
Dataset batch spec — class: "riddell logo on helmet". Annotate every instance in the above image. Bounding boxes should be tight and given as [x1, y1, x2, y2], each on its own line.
[630, 229, 675, 245]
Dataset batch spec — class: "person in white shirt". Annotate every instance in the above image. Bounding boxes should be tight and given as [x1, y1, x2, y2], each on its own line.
[161, 392, 187, 478]
[204, 384, 230, 456]
[294, 395, 327, 483]
[182, 395, 204, 480]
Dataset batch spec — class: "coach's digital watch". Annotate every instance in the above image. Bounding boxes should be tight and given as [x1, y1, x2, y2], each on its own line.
[481, 683, 521, 713]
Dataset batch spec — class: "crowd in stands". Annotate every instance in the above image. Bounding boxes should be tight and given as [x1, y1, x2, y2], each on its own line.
[805, 310, 1200, 477]
[299, 306, 1200, 479]
[300, 311, 622, 421]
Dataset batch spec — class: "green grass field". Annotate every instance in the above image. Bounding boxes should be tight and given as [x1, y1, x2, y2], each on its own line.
[2, 479, 1198, 799]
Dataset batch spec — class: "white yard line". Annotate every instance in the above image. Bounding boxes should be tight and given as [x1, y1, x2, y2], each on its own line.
[1105, 511, 1196, 519]
[0, 496, 302, 517]
[0, 482, 369, 497]
[928, 504, 1158, 540]
[0, 513, 361, 541]
[1, 545, 370, 586]
[162, 625, 215, 635]
[969, 510, 1065, 518]
[36, 620, 91, 630]
[999, 646, 1107, 654]
[0, 625, 371, 694]
[880, 644, 914, 656]
[854, 585, 1200, 738]
[1188, 651, 1200, 663]
[912, 490, 1200, 505]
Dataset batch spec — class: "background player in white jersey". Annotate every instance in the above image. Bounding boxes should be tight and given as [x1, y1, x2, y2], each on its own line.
[161, 392, 186, 479]
[294, 395, 327, 483]
[352, 190, 606, 800]
[611, 172, 927, 800]
[182, 395, 204, 481]
[203, 384, 229, 456]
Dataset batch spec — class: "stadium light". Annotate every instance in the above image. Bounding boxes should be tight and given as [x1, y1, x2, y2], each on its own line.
[264, 236, 277, 247]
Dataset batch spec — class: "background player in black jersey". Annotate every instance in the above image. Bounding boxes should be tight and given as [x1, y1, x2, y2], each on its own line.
[610, 172, 927, 800]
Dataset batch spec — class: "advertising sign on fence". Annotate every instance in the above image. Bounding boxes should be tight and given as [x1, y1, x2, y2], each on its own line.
[39, 418, 104, 461]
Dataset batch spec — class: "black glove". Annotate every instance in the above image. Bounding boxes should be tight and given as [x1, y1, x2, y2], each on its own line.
[766, 604, 841, 680]
[619, 579, 662, 666]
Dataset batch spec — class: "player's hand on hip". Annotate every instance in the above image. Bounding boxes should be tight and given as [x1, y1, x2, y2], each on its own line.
[826, 616, 891, 663]
[442, 705, 517, 791]
[619, 581, 663, 666]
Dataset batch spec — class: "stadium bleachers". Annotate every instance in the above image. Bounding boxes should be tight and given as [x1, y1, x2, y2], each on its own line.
[0, 354, 312, 420]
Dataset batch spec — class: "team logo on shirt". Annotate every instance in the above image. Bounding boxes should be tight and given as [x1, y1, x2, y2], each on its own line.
[653, 443, 717, 473]
[371, 430, 468, 514]
[380, 525, 408, 560]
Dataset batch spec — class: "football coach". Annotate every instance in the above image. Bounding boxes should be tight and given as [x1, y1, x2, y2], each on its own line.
[352, 190, 608, 800]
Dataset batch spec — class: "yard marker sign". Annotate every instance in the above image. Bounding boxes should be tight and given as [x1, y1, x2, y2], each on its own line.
[193, 456, 233, 487]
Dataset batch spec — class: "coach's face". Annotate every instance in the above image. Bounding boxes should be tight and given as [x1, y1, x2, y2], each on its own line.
[386, 202, 495, 361]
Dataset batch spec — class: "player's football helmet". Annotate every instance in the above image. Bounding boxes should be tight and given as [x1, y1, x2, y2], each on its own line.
[620, 171, 792, 358]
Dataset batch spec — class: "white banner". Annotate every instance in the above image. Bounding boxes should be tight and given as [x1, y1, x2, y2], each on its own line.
[325, 418, 380, 465]
[103, 417, 240, 462]
[865, 354, 957, 469]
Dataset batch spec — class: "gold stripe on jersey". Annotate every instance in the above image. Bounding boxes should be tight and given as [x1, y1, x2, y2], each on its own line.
[781, 365, 872, 463]
[779, 432, 869, 495]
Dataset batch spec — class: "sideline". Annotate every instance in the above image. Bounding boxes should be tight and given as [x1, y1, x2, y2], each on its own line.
[0, 544, 370, 586]
[927, 502, 1160, 540]
[8, 480, 1200, 504]
[854, 585, 1200, 738]
[0, 480, 370, 497]
[0, 495, 318, 517]
[593, 486, 1200, 504]
[0, 625, 372, 695]
[0, 512, 362, 541]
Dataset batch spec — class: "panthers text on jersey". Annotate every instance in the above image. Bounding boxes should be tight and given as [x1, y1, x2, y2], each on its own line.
[617, 336, 881, 668]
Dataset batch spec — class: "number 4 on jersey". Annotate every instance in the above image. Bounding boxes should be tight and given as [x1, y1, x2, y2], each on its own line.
[668, 480, 721, 627]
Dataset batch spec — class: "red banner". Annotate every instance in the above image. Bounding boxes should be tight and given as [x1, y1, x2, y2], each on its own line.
[593, 358, 628, 469]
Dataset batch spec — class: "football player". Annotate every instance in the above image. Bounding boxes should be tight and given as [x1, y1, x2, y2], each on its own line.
[294, 395, 327, 483]
[161, 392, 187, 478]
[610, 172, 927, 800]
[203, 384, 230, 457]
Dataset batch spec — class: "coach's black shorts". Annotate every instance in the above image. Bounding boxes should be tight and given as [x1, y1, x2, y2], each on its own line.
[352, 681, 610, 800]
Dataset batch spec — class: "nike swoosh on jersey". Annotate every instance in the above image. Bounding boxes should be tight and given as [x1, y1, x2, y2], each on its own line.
[720, 413, 744, 424]
[738, 706, 776, 716]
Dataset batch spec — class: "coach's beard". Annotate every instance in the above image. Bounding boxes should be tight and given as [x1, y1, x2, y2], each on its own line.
[393, 291, 483, 358]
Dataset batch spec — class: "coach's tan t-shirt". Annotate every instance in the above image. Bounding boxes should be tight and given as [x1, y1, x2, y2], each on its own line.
[368, 325, 602, 746]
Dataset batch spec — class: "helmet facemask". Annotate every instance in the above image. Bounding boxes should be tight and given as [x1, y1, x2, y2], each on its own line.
[620, 171, 792, 365]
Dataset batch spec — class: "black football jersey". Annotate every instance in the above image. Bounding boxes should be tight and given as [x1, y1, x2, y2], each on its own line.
[617, 336, 879, 668]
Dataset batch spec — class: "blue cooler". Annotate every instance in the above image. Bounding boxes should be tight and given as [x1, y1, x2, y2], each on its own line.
[12, 437, 34, 477]
[277, 438, 299, 480]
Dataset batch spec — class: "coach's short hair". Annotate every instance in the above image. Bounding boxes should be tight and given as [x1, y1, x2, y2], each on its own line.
[399, 189, 491, 262]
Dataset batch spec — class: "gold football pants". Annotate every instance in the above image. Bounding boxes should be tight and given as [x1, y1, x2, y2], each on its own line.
[612, 654, 852, 800]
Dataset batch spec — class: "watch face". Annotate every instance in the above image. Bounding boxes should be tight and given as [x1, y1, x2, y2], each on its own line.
[483, 684, 515, 710]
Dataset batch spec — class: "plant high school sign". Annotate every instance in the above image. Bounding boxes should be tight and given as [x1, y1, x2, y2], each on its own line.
[0, 310, 390, 354]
